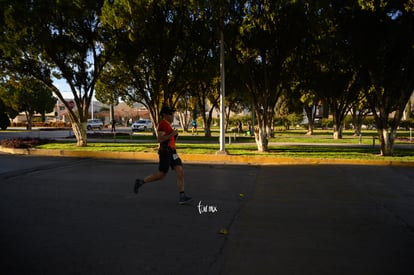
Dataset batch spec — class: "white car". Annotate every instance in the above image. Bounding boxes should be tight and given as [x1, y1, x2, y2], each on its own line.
[131, 119, 153, 132]
[86, 119, 103, 130]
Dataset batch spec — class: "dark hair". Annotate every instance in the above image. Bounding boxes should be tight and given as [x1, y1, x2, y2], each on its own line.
[160, 106, 176, 115]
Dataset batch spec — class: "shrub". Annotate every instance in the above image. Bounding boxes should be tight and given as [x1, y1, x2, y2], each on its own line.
[399, 119, 414, 130]
[321, 118, 333, 129]
[363, 117, 377, 129]
[1, 138, 52, 148]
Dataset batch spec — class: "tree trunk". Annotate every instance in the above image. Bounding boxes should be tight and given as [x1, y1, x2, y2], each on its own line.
[204, 126, 211, 137]
[41, 112, 46, 122]
[333, 124, 343, 140]
[254, 126, 268, 152]
[25, 111, 33, 130]
[351, 109, 364, 136]
[377, 128, 396, 156]
[177, 112, 189, 132]
[333, 112, 344, 140]
[201, 105, 214, 137]
[72, 122, 88, 147]
[204, 115, 212, 137]
[266, 125, 273, 138]
[304, 105, 316, 135]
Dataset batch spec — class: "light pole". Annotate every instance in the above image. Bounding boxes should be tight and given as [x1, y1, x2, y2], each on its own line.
[217, 29, 227, 155]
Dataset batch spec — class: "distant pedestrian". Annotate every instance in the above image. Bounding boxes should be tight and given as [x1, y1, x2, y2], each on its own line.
[237, 120, 243, 134]
[247, 122, 253, 136]
[191, 119, 198, 135]
[111, 119, 116, 132]
[134, 106, 192, 205]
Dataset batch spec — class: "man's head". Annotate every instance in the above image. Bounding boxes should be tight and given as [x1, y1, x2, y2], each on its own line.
[160, 106, 176, 122]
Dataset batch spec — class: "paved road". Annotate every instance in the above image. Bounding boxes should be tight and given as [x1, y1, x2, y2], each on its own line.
[1, 153, 414, 275]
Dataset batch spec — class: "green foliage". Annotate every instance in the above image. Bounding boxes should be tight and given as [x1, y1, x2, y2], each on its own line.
[1, 77, 56, 127]
[0, 99, 10, 130]
[320, 118, 334, 129]
[1, 0, 113, 145]
[100, 0, 208, 124]
[227, 115, 251, 128]
[1, 0, 414, 154]
[0, 112, 10, 130]
[363, 116, 377, 129]
[228, 0, 310, 150]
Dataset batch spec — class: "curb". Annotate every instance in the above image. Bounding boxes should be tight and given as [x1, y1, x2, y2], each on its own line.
[1, 147, 414, 167]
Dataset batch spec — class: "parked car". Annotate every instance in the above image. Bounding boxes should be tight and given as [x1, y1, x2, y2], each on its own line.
[131, 119, 153, 132]
[87, 119, 103, 130]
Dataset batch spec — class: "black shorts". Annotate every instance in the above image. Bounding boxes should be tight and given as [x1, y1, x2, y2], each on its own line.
[158, 147, 182, 173]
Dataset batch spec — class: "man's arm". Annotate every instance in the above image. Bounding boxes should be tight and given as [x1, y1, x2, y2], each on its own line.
[157, 129, 177, 143]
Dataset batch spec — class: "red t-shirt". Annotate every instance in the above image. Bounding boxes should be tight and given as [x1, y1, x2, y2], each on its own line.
[158, 119, 176, 149]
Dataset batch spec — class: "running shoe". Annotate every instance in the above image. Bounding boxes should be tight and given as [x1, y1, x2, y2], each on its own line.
[134, 179, 144, 194]
[179, 195, 193, 205]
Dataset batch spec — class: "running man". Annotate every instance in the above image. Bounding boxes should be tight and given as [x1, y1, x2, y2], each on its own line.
[134, 106, 192, 205]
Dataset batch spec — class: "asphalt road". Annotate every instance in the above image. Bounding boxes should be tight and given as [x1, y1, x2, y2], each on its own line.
[1, 153, 414, 275]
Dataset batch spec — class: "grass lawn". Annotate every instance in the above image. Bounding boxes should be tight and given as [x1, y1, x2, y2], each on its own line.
[36, 129, 414, 162]
[122, 128, 413, 144]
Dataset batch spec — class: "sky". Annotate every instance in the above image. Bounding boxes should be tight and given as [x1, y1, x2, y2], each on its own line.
[53, 78, 99, 102]
[53, 78, 73, 99]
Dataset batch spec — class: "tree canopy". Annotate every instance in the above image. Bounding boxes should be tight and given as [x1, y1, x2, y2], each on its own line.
[0, 77, 56, 129]
[1, 0, 413, 155]
[0, 0, 112, 146]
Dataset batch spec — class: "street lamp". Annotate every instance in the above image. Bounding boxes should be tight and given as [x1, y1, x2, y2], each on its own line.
[217, 29, 227, 155]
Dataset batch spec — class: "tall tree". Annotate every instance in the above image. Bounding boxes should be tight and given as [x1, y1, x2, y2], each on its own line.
[191, 69, 220, 137]
[1, 77, 56, 130]
[100, 0, 201, 127]
[301, 1, 361, 139]
[350, 89, 371, 136]
[287, 51, 321, 135]
[95, 63, 126, 123]
[230, 0, 307, 151]
[347, 1, 414, 155]
[0, 0, 112, 146]
[315, 60, 360, 139]
[185, 1, 221, 137]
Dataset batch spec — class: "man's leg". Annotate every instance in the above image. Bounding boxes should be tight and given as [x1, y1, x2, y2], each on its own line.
[134, 151, 169, 194]
[174, 165, 192, 204]
[134, 171, 166, 194]
[144, 171, 166, 183]
[174, 165, 185, 192]
[144, 150, 170, 183]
